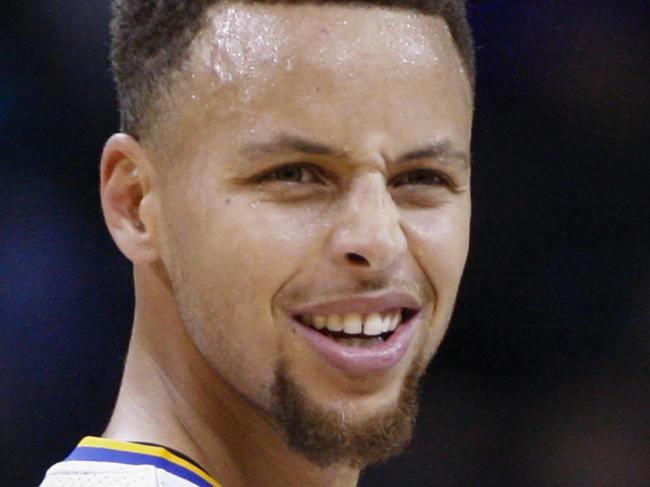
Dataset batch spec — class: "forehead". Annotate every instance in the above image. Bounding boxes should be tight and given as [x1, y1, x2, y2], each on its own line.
[195, 2, 457, 78]
[151, 2, 472, 161]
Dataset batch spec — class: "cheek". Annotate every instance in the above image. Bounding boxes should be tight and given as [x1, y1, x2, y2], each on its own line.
[401, 203, 470, 361]
[165, 197, 329, 371]
[218, 203, 334, 393]
[218, 200, 330, 279]
[402, 202, 470, 300]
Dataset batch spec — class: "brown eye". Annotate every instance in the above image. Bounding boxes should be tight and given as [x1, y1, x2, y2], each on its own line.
[391, 169, 446, 187]
[263, 164, 319, 183]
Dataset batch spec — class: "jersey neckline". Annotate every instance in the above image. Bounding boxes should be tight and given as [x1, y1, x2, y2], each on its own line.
[64, 436, 221, 487]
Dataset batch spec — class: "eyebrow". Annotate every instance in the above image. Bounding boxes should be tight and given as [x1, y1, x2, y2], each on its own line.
[242, 135, 344, 158]
[396, 140, 471, 169]
[241, 134, 470, 168]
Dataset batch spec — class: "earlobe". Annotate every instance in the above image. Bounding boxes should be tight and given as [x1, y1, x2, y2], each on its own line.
[100, 133, 160, 264]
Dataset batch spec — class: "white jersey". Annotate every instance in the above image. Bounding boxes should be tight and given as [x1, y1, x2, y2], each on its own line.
[40, 437, 222, 487]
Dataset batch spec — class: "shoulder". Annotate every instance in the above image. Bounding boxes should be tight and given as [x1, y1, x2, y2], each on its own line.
[39, 459, 159, 486]
[39, 437, 220, 487]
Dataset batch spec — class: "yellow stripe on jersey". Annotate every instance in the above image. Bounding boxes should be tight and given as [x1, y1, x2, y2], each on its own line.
[78, 436, 221, 487]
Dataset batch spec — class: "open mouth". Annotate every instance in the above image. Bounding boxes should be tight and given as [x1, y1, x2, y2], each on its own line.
[294, 308, 419, 348]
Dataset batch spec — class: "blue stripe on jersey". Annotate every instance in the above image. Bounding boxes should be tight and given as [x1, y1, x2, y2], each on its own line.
[66, 446, 213, 487]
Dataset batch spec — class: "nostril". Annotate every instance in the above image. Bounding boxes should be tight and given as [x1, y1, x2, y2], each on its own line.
[345, 252, 370, 266]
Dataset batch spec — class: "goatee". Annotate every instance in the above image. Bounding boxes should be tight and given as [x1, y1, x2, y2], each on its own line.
[271, 358, 426, 468]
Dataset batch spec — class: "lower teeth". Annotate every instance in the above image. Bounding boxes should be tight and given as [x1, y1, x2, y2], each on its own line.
[334, 337, 384, 347]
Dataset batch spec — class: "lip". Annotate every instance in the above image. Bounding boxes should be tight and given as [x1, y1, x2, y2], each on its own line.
[292, 290, 422, 317]
[292, 314, 418, 375]
[289, 291, 422, 376]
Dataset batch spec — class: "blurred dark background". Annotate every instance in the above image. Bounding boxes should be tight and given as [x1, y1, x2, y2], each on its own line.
[1, 1, 649, 485]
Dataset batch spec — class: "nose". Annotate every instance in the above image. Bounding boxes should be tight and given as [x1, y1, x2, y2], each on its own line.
[327, 173, 407, 272]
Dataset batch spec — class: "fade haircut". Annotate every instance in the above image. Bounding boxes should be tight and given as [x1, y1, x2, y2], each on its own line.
[110, 0, 475, 139]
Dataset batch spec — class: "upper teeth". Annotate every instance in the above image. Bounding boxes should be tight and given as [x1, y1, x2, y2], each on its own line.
[305, 311, 401, 336]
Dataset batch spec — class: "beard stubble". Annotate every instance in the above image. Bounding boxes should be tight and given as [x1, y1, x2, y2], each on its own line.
[270, 356, 427, 469]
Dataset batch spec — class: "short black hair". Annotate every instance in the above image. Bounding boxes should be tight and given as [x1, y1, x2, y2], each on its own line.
[110, 0, 475, 138]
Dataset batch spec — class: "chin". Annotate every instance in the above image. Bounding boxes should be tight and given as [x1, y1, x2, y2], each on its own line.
[270, 356, 427, 468]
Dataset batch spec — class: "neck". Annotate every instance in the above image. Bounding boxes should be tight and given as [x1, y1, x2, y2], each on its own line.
[104, 265, 360, 487]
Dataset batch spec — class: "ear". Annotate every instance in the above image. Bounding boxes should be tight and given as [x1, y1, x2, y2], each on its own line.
[100, 133, 160, 264]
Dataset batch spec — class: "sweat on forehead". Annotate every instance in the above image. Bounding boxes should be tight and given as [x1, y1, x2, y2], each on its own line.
[194, 3, 455, 81]
[143, 6, 471, 165]
[110, 0, 474, 139]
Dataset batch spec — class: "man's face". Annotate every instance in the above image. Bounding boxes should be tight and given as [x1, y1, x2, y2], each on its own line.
[150, 2, 472, 466]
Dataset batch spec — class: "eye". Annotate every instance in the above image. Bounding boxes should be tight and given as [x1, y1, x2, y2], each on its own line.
[260, 164, 320, 184]
[391, 169, 448, 187]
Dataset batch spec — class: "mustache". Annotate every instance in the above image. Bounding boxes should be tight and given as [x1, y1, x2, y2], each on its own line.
[284, 278, 431, 304]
